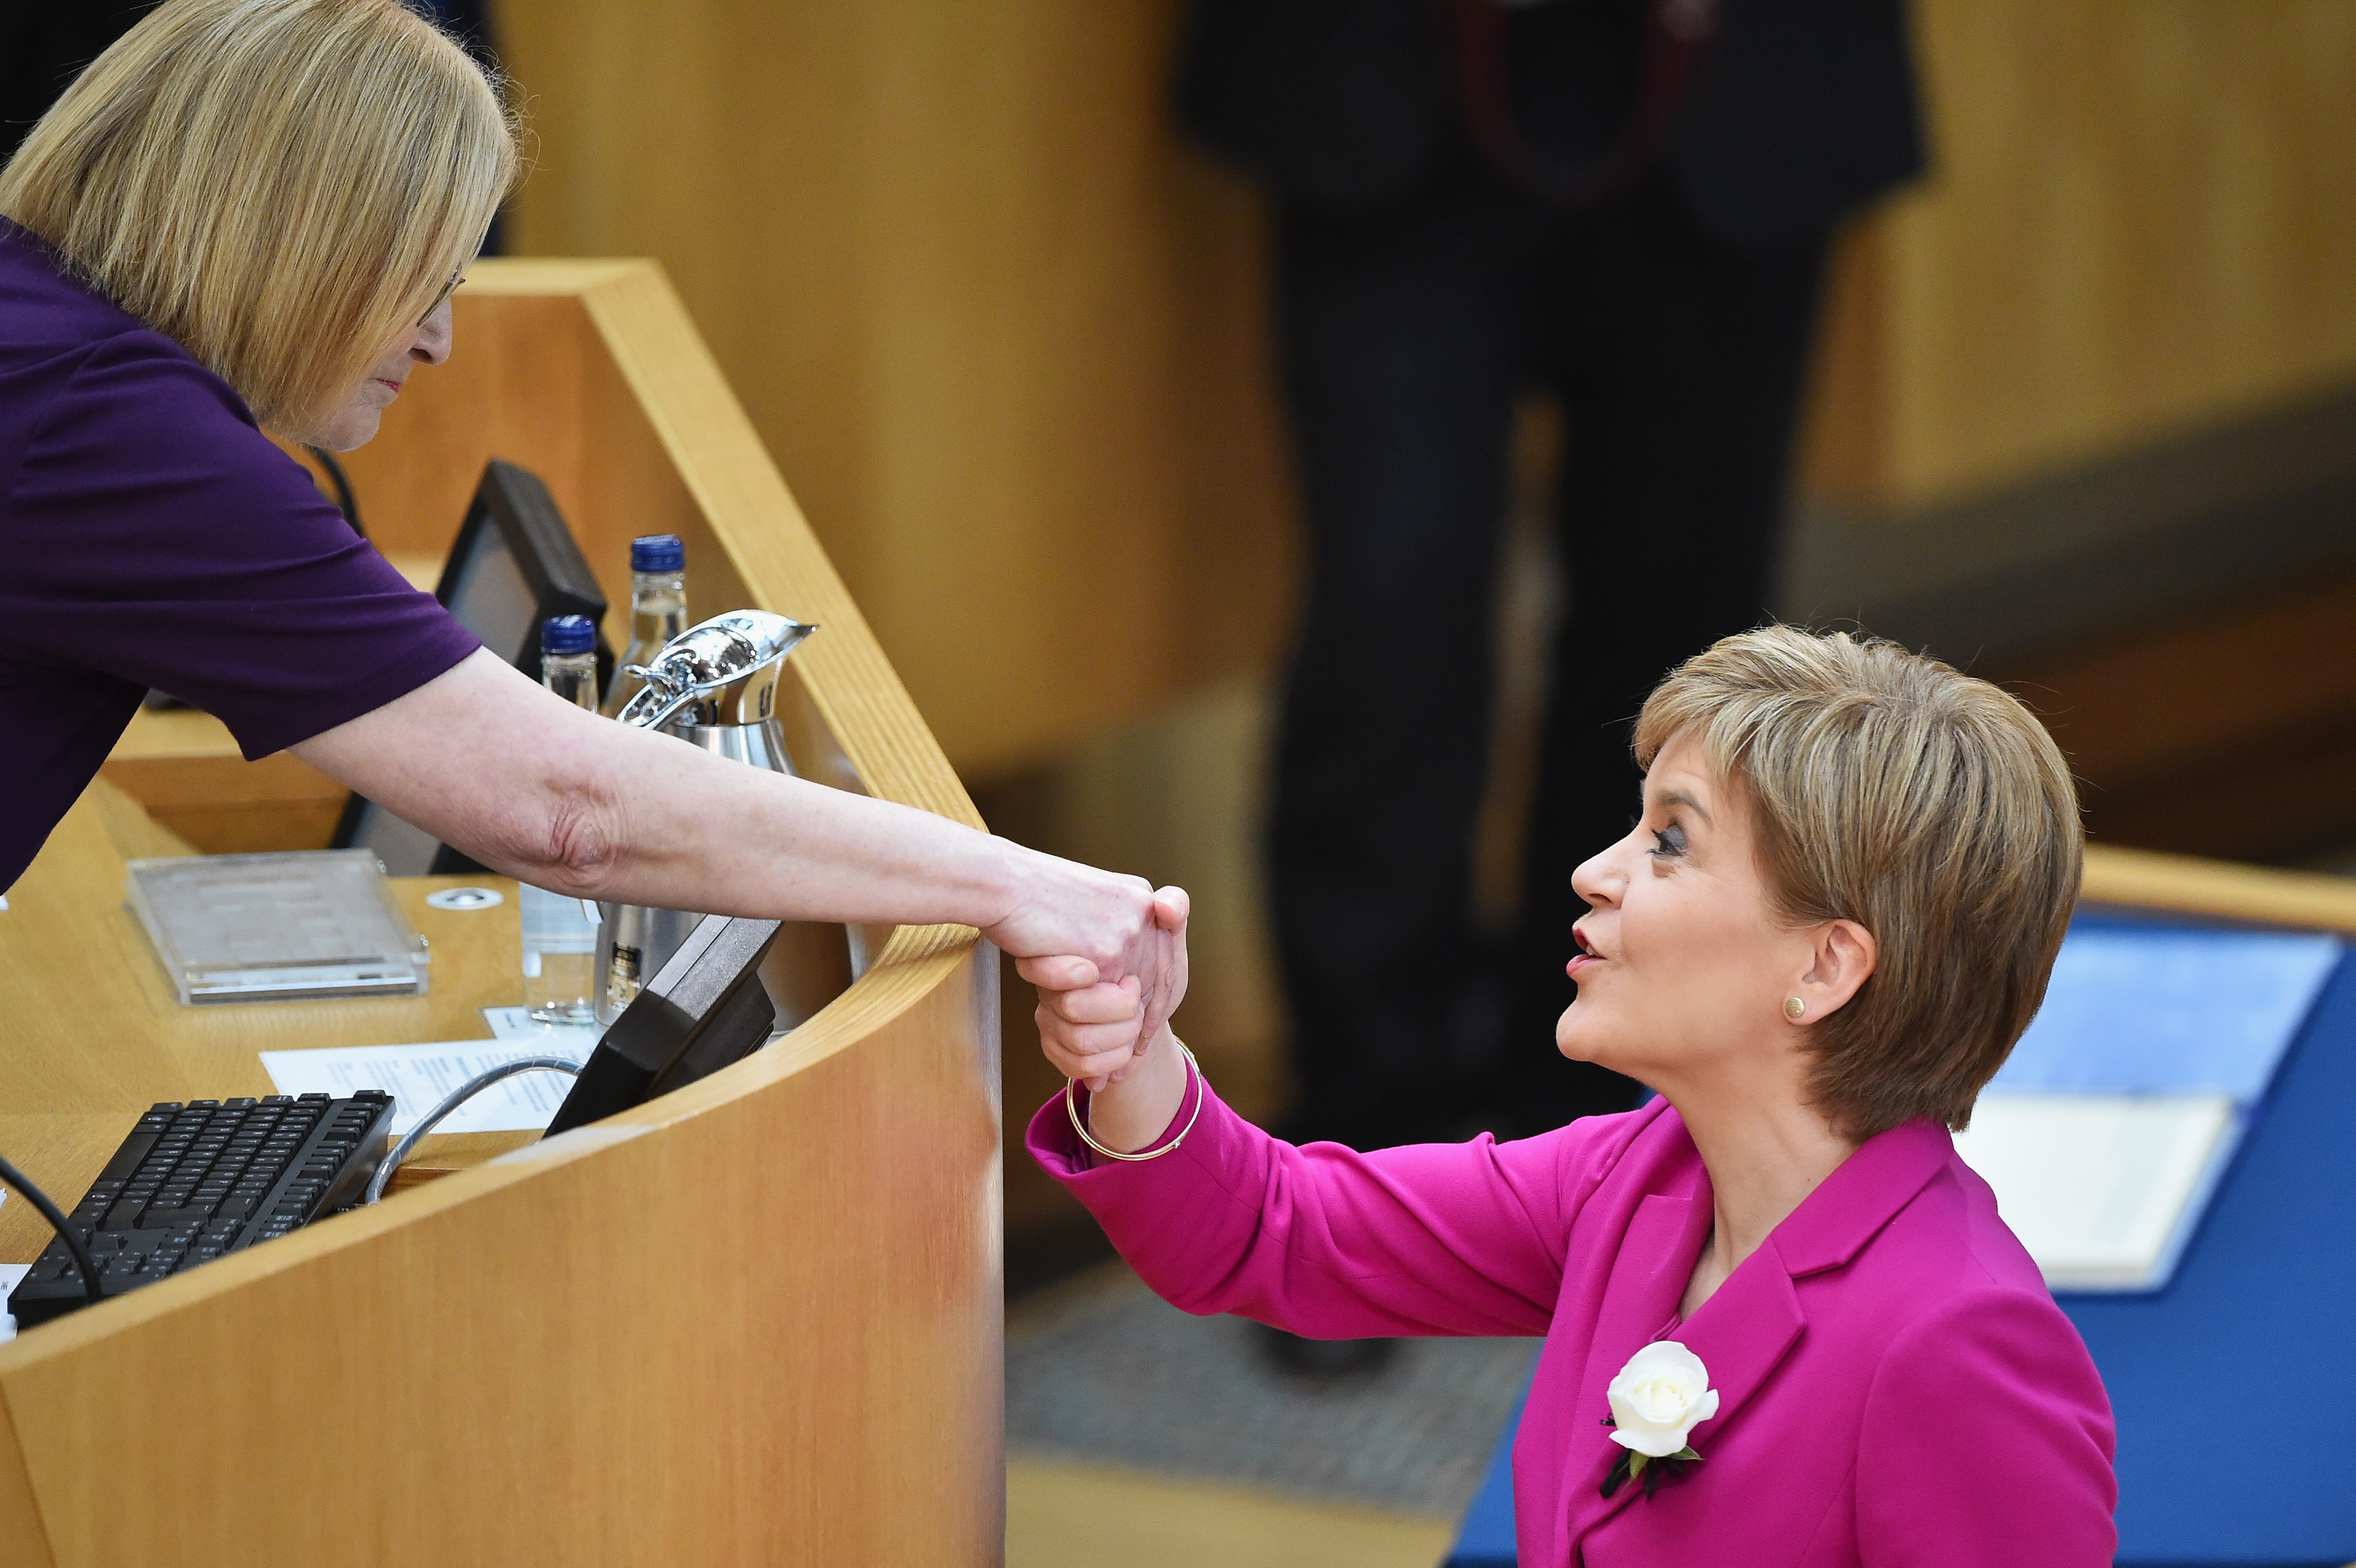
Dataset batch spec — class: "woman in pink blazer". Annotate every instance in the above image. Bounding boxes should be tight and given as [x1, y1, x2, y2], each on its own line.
[1024, 626, 2117, 1566]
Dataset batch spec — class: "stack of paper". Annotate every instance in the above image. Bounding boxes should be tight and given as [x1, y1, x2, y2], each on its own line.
[258, 1006, 603, 1136]
[1954, 924, 2341, 1292]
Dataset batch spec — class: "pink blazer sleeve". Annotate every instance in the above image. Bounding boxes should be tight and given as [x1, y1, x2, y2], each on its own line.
[1026, 1073, 1650, 1339]
[1854, 1286, 2120, 1567]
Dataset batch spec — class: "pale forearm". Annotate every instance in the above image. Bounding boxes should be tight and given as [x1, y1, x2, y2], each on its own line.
[296, 650, 1153, 973]
[566, 722, 1019, 927]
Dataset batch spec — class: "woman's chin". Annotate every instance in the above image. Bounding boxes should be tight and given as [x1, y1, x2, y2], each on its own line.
[1554, 1010, 1610, 1067]
[302, 404, 382, 453]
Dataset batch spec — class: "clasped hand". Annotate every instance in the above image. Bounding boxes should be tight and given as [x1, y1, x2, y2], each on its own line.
[1023, 887, 1191, 1150]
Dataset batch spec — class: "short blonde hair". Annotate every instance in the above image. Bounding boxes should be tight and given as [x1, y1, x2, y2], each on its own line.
[1634, 626, 2082, 1139]
[0, 0, 518, 435]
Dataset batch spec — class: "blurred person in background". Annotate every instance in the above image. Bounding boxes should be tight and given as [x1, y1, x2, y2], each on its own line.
[1178, 0, 1926, 1184]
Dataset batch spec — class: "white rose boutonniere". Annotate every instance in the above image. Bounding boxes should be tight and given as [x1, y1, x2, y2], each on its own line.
[1599, 1340, 1719, 1498]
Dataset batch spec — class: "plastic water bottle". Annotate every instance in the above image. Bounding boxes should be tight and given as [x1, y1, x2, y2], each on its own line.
[522, 615, 603, 1024]
[600, 534, 689, 717]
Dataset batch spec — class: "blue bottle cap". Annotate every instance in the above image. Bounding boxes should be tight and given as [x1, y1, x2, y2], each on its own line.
[542, 615, 596, 656]
[630, 534, 685, 573]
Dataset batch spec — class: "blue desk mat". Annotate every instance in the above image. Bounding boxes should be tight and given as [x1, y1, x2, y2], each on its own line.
[1993, 920, 2338, 1098]
[1446, 918, 2355, 1567]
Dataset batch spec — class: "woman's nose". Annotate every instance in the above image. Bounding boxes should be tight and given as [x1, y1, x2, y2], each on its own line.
[1570, 844, 1620, 907]
[412, 302, 455, 365]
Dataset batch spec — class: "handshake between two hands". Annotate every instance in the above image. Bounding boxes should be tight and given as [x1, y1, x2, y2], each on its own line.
[1022, 886, 1192, 1101]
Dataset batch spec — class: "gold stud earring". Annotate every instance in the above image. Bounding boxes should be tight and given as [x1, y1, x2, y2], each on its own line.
[1784, 996, 1806, 1020]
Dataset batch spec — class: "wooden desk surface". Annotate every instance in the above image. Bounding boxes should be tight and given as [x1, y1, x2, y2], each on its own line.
[0, 782, 534, 1263]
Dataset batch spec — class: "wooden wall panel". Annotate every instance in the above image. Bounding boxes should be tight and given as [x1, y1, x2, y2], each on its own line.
[0, 1408, 53, 1568]
[496, 0, 1296, 780]
[1802, 0, 2356, 509]
[497, 0, 2356, 761]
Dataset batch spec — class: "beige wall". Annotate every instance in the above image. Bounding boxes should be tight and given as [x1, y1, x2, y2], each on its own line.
[502, 0, 2356, 767]
[496, 4, 2356, 1165]
[1803, 0, 2356, 509]
[499, 0, 1295, 782]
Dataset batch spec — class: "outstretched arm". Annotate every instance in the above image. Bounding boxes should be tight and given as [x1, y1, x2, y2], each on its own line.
[293, 648, 1160, 979]
[1024, 893, 1610, 1339]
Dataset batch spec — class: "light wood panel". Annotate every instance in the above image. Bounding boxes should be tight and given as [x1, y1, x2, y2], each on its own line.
[496, 0, 2356, 767]
[2081, 842, 2356, 937]
[1802, 0, 2356, 509]
[1007, 1455, 1455, 1568]
[496, 0, 1297, 780]
[0, 265, 1003, 1567]
[101, 709, 347, 854]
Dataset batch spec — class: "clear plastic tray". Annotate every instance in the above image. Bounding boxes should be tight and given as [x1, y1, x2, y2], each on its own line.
[126, 851, 431, 1005]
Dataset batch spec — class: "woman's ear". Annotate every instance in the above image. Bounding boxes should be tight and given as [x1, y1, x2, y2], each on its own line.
[1792, 918, 1877, 1023]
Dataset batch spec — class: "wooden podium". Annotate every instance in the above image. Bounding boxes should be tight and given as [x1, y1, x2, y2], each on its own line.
[0, 262, 1004, 1567]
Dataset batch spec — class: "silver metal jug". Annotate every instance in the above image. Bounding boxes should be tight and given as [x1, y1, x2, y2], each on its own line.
[595, 610, 857, 1028]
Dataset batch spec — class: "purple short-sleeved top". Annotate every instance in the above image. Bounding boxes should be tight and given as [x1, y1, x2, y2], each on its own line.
[0, 218, 480, 890]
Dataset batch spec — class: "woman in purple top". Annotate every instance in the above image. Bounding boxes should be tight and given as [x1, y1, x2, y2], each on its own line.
[0, 0, 1174, 1003]
[1027, 627, 2117, 1566]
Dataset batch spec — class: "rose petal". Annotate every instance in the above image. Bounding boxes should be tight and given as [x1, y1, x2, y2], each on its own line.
[1610, 1425, 1689, 1458]
[1626, 1341, 1710, 1384]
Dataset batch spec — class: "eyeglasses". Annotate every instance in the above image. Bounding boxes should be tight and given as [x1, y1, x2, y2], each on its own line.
[417, 267, 468, 328]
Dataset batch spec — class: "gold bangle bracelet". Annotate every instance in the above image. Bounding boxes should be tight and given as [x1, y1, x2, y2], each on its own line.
[1065, 1039, 1205, 1163]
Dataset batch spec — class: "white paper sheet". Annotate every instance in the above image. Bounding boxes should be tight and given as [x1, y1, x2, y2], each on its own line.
[0, 1262, 29, 1343]
[1953, 1093, 2238, 1291]
[481, 1005, 604, 1050]
[259, 1040, 589, 1135]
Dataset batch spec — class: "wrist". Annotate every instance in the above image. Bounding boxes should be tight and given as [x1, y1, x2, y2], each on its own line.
[964, 831, 1030, 935]
[1079, 1028, 1189, 1154]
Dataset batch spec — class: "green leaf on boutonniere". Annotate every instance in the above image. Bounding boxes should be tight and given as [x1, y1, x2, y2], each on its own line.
[1600, 1444, 1704, 1500]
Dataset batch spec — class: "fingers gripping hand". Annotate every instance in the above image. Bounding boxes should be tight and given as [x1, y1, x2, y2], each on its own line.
[1136, 887, 1190, 1047]
[985, 852, 1155, 984]
[1021, 887, 1191, 1093]
[1033, 976, 1146, 1091]
[1014, 953, 1101, 992]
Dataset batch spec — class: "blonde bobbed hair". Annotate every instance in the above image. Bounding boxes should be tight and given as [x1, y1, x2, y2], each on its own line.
[1634, 626, 2084, 1140]
[0, 0, 518, 435]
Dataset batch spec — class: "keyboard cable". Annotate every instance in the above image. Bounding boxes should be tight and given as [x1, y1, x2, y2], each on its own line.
[0, 1152, 105, 1310]
[363, 1056, 582, 1206]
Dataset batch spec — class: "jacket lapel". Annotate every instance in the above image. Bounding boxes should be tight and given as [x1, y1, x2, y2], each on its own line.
[1566, 1221, 1806, 1540]
[1769, 1118, 1954, 1279]
[1562, 1185, 1712, 1536]
[1557, 1119, 1953, 1543]
[1663, 1251, 1806, 1446]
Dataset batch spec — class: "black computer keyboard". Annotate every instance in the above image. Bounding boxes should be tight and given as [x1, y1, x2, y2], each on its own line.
[7, 1090, 396, 1328]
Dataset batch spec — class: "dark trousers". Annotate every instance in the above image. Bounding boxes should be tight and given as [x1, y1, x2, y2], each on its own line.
[1268, 172, 1827, 1149]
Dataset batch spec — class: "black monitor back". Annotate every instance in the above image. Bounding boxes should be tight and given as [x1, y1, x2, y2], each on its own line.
[545, 914, 783, 1136]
